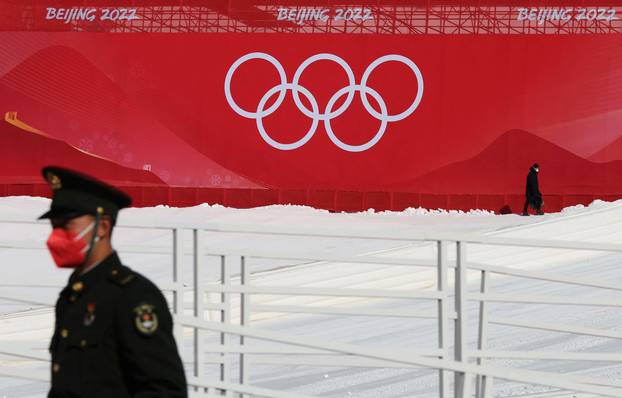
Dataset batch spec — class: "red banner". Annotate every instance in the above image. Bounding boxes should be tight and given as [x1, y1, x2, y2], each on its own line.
[2, 32, 622, 211]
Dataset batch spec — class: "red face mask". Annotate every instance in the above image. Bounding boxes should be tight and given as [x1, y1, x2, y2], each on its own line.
[46, 222, 96, 268]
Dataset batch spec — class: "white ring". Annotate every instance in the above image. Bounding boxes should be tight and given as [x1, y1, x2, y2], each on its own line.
[256, 83, 319, 151]
[291, 53, 356, 121]
[360, 54, 424, 123]
[324, 85, 388, 153]
[224, 52, 287, 119]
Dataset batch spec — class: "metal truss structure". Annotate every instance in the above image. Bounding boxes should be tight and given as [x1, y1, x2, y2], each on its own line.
[0, 0, 621, 34]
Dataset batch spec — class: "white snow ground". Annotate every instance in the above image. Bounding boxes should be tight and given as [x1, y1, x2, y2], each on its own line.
[0, 196, 621, 397]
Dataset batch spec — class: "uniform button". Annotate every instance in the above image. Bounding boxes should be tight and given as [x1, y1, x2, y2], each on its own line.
[111, 269, 118, 276]
[80, 340, 87, 348]
[60, 329, 69, 338]
[52, 363, 60, 373]
[69, 294, 77, 303]
[72, 281, 84, 292]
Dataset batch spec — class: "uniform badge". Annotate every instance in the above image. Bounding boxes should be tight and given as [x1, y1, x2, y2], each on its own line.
[84, 303, 96, 326]
[133, 304, 158, 335]
[46, 172, 62, 190]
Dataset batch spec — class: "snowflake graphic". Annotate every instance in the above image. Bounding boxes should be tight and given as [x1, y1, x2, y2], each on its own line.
[130, 63, 145, 79]
[210, 175, 222, 186]
[160, 171, 171, 182]
[78, 138, 94, 152]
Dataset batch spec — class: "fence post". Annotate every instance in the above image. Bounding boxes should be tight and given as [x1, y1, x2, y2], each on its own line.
[437, 240, 450, 398]
[239, 256, 250, 397]
[172, 228, 184, 354]
[220, 255, 232, 396]
[193, 229, 206, 393]
[455, 241, 471, 398]
[476, 270, 492, 398]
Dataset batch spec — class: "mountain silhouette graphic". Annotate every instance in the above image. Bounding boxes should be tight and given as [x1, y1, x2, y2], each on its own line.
[397, 130, 622, 195]
[0, 112, 163, 186]
[0, 45, 262, 188]
[589, 135, 622, 163]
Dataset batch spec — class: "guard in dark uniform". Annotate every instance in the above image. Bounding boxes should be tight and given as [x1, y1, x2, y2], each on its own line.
[40, 166, 187, 398]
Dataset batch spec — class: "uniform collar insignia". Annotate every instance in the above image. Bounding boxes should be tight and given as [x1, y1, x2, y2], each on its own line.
[84, 303, 96, 326]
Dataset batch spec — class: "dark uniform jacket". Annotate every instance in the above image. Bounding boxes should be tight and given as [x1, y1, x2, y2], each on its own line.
[525, 168, 542, 203]
[48, 252, 187, 397]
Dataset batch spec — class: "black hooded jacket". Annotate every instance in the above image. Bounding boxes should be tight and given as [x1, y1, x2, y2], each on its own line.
[525, 167, 541, 199]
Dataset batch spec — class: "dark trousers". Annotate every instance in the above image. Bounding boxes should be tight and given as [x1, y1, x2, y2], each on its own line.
[523, 196, 542, 214]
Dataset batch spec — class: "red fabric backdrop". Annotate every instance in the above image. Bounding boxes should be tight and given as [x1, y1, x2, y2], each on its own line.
[1, 33, 622, 212]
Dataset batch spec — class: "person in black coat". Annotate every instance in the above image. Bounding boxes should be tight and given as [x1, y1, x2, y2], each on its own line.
[40, 166, 187, 398]
[522, 163, 543, 216]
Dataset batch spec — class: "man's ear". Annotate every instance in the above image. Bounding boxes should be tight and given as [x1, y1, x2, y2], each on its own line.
[97, 216, 112, 240]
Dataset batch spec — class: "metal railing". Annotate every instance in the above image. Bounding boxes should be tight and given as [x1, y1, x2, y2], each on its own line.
[1, 219, 622, 397]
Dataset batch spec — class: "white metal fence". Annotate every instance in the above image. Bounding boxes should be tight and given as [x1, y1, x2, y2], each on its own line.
[1, 220, 622, 397]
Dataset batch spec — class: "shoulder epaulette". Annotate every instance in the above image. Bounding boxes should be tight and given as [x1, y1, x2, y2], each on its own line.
[107, 265, 136, 286]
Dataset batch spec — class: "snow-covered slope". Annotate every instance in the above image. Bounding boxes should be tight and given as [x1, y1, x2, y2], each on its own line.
[1, 197, 621, 397]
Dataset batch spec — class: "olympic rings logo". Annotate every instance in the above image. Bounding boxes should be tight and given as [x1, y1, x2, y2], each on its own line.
[224, 52, 424, 152]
